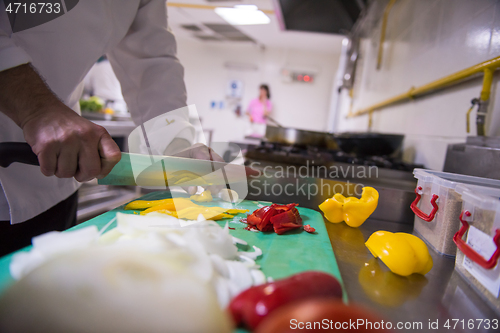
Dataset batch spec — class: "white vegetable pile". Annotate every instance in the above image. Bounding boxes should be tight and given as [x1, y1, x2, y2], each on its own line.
[0, 212, 265, 333]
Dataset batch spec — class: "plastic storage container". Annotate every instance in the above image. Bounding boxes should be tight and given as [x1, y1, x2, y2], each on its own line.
[453, 185, 500, 314]
[411, 169, 500, 256]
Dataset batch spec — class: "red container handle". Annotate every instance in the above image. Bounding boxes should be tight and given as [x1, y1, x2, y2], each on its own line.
[453, 211, 500, 270]
[410, 186, 439, 222]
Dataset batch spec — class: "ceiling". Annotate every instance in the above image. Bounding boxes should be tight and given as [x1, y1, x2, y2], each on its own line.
[167, 0, 346, 53]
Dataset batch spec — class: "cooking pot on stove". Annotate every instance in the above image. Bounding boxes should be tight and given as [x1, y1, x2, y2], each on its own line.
[265, 125, 403, 157]
[334, 132, 404, 157]
[264, 125, 338, 149]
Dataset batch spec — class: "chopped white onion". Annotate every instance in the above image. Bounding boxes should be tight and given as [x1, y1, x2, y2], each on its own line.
[239, 245, 263, 261]
[6, 209, 266, 331]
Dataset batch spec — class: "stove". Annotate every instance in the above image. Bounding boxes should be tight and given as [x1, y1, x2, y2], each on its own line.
[244, 141, 422, 172]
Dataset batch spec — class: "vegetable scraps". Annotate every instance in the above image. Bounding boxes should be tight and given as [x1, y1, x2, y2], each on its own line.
[242, 203, 304, 235]
[319, 187, 379, 227]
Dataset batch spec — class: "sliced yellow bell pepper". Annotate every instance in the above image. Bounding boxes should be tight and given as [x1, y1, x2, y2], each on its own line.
[225, 209, 249, 215]
[190, 190, 213, 202]
[125, 198, 174, 210]
[144, 209, 178, 218]
[365, 231, 433, 276]
[139, 198, 198, 215]
[126, 196, 245, 221]
[175, 206, 229, 220]
[210, 213, 235, 220]
[319, 187, 379, 227]
[318, 193, 344, 223]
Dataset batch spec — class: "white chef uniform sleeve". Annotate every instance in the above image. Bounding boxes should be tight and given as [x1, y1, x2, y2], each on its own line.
[0, 4, 32, 72]
[106, 0, 194, 156]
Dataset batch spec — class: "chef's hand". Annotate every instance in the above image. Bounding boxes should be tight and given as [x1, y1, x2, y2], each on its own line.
[172, 143, 225, 195]
[0, 64, 122, 182]
[22, 106, 122, 182]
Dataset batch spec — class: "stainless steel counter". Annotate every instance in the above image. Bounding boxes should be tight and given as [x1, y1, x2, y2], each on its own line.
[244, 165, 500, 331]
[327, 219, 499, 332]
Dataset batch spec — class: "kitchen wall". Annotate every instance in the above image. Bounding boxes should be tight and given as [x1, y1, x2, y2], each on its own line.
[176, 39, 341, 143]
[334, 0, 500, 170]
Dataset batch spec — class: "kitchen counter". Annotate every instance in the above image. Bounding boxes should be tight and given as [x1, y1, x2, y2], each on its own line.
[242, 166, 500, 330]
[326, 218, 500, 331]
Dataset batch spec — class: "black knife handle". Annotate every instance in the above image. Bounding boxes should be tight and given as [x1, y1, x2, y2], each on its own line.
[0, 142, 39, 167]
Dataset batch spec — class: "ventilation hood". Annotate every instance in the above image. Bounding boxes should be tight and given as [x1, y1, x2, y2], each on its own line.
[273, 0, 366, 34]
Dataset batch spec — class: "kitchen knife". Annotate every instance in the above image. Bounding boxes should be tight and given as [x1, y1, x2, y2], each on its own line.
[0, 142, 254, 186]
[0, 142, 39, 168]
[97, 151, 252, 186]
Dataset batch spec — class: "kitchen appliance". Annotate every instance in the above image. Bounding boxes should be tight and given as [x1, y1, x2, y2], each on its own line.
[265, 126, 404, 157]
[245, 140, 418, 173]
[444, 136, 500, 180]
[334, 132, 404, 157]
[265, 125, 338, 149]
[274, 0, 366, 34]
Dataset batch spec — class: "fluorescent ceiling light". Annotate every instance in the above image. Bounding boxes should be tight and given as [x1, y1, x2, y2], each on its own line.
[215, 5, 270, 25]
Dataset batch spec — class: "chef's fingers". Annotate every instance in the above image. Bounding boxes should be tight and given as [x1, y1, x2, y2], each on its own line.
[96, 134, 121, 179]
[206, 184, 225, 196]
[36, 143, 58, 177]
[180, 186, 198, 195]
[55, 146, 78, 178]
[173, 143, 225, 162]
[74, 142, 101, 182]
[196, 145, 225, 163]
[172, 144, 226, 194]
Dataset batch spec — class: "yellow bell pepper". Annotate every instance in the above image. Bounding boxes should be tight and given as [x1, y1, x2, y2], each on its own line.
[174, 206, 230, 220]
[190, 190, 213, 202]
[225, 209, 249, 215]
[139, 198, 198, 215]
[125, 198, 174, 210]
[126, 196, 245, 220]
[365, 231, 433, 276]
[319, 187, 379, 227]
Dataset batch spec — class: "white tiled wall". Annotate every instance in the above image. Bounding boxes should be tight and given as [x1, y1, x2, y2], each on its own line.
[336, 0, 500, 170]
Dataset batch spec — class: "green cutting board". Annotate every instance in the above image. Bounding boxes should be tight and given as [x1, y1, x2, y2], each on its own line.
[0, 191, 345, 332]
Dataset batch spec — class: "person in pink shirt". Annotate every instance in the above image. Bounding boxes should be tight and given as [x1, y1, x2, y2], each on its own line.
[247, 84, 272, 123]
[246, 84, 272, 136]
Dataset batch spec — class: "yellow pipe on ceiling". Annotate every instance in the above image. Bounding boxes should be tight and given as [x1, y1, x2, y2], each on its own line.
[377, 0, 397, 70]
[349, 55, 500, 118]
[167, 2, 275, 15]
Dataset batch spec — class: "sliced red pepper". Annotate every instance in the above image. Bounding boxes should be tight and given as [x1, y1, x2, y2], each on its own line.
[245, 203, 303, 235]
[270, 208, 302, 235]
[304, 225, 316, 233]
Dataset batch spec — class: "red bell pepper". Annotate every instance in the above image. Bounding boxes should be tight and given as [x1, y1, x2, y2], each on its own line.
[229, 271, 343, 330]
[244, 203, 302, 235]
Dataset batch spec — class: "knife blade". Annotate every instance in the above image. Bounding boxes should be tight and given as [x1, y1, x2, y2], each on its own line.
[98, 152, 252, 186]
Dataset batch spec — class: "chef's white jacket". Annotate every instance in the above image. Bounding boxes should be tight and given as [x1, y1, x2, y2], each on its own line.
[0, 0, 193, 223]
